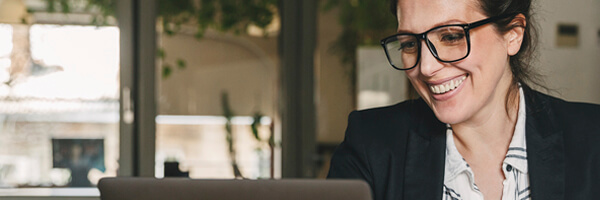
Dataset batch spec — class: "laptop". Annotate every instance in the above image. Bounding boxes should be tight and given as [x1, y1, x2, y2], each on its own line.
[98, 177, 372, 200]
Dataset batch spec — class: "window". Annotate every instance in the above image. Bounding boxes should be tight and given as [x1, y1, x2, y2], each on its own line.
[0, 0, 120, 190]
[0, 24, 120, 187]
[154, 0, 281, 179]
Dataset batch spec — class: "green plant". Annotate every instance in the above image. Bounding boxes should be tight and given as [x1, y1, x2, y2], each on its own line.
[250, 111, 275, 178]
[222, 91, 275, 179]
[221, 92, 244, 178]
[38, 0, 115, 26]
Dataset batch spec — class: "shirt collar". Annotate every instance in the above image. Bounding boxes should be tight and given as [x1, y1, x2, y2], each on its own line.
[503, 86, 528, 173]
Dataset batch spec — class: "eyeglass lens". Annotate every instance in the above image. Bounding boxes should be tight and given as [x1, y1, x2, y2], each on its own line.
[384, 26, 468, 69]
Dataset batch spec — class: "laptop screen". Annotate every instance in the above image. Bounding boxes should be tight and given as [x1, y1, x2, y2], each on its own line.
[98, 178, 372, 200]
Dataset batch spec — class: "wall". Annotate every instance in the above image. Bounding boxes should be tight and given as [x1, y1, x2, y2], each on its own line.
[537, 0, 600, 103]
[158, 30, 279, 117]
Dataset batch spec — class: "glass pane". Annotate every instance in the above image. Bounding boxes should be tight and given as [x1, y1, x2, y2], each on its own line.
[314, 1, 409, 178]
[155, 1, 280, 179]
[0, 0, 119, 188]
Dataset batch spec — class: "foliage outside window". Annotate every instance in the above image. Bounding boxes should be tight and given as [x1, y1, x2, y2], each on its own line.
[37, 0, 278, 79]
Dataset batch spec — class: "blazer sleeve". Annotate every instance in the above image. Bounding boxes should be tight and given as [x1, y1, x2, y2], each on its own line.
[327, 111, 373, 185]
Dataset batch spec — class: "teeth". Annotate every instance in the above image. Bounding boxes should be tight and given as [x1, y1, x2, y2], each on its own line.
[430, 75, 466, 94]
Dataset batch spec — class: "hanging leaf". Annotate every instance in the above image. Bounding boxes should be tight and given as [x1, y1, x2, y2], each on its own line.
[221, 92, 234, 136]
[157, 48, 166, 59]
[251, 112, 263, 141]
[162, 64, 172, 78]
[47, 0, 56, 13]
[176, 59, 186, 69]
[156, 47, 167, 59]
[59, 0, 70, 13]
[221, 92, 234, 120]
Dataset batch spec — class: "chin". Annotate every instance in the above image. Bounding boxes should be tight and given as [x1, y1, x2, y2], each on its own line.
[434, 113, 460, 124]
[431, 105, 469, 125]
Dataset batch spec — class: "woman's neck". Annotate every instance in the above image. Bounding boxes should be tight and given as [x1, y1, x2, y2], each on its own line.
[451, 83, 520, 159]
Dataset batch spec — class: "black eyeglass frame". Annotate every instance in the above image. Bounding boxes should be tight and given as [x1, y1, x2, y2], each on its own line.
[380, 13, 517, 70]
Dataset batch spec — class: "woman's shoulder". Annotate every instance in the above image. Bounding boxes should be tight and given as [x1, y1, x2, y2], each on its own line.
[549, 95, 600, 136]
[528, 89, 600, 123]
[344, 98, 434, 143]
[527, 89, 600, 146]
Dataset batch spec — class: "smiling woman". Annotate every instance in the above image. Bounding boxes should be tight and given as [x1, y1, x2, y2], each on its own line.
[327, 0, 600, 200]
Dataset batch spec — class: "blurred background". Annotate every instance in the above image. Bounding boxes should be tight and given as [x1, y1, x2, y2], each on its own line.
[0, 0, 598, 198]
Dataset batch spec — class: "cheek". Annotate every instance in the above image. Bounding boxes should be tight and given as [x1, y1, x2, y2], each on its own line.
[405, 71, 430, 98]
[405, 70, 419, 81]
[463, 32, 508, 73]
[405, 70, 425, 89]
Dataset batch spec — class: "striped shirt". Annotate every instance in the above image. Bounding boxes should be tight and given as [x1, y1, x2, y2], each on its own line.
[443, 87, 531, 200]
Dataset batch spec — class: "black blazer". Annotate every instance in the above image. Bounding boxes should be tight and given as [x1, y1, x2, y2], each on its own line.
[327, 86, 600, 200]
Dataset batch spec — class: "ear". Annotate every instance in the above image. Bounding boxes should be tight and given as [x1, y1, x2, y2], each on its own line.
[505, 14, 527, 56]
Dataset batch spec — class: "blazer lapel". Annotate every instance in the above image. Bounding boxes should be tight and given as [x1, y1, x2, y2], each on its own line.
[524, 87, 566, 199]
[403, 101, 446, 199]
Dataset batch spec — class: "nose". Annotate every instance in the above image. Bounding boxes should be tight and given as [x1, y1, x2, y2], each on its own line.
[418, 40, 444, 77]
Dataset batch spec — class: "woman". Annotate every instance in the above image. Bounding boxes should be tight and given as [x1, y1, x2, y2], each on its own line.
[327, 0, 600, 199]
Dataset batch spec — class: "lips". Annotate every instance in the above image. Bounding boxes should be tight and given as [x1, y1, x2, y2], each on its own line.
[428, 75, 467, 94]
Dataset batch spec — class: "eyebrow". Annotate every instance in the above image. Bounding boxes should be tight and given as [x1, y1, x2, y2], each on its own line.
[396, 19, 466, 34]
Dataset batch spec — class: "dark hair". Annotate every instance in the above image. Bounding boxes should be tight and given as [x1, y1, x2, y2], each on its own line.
[390, 0, 547, 116]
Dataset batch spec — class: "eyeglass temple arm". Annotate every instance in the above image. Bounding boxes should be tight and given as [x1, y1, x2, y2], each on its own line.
[467, 13, 518, 29]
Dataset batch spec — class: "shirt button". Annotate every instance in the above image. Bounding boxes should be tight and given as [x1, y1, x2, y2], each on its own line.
[506, 164, 513, 172]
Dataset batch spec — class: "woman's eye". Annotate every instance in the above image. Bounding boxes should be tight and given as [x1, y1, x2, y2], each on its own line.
[398, 41, 417, 51]
[440, 33, 465, 43]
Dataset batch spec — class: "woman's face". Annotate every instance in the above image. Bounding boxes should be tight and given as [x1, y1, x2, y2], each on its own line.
[396, 0, 517, 125]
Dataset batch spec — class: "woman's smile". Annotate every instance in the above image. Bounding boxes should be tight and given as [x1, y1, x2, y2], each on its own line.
[427, 74, 468, 96]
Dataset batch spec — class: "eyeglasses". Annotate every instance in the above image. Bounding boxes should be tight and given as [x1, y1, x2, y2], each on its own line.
[380, 13, 516, 70]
